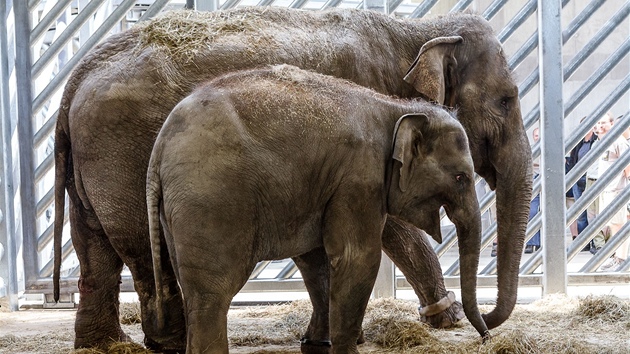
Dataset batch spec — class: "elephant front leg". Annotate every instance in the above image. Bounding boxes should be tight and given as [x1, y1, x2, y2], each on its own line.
[382, 216, 464, 328]
[293, 247, 332, 354]
[323, 206, 384, 353]
[69, 206, 129, 350]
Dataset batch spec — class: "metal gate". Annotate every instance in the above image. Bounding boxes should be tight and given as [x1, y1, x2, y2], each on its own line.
[0, 0, 628, 310]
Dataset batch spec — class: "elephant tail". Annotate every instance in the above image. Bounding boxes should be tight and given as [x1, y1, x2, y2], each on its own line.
[53, 100, 72, 303]
[147, 157, 165, 330]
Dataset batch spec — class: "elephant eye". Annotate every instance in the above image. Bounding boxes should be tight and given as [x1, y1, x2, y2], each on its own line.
[499, 96, 515, 113]
[500, 99, 509, 112]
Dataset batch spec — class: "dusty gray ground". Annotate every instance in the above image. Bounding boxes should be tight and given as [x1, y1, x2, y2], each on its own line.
[1, 295, 629, 353]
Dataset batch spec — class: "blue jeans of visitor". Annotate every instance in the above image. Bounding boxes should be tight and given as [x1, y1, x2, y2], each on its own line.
[571, 176, 589, 234]
[527, 193, 541, 247]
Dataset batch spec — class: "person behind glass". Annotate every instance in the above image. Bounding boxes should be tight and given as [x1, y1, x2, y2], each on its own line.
[524, 127, 541, 254]
[566, 117, 597, 252]
[587, 112, 630, 271]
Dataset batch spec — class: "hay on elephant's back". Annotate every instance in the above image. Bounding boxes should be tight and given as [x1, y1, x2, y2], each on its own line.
[135, 9, 273, 62]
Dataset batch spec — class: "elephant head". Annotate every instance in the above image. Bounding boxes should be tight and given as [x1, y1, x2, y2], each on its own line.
[404, 19, 532, 330]
[387, 112, 488, 338]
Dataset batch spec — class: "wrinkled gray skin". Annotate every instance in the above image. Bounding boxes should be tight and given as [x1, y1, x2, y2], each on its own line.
[53, 7, 531, 351]
[147, 65, 488, 354]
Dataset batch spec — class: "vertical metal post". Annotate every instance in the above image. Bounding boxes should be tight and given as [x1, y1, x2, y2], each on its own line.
[13, 0, 38, 284]
[195, 0, 219, 11]
[0, 0, 18, 311]
[538, 0, 567, 294]
[373, 252, 395, 298]
[363, 0, 388, 14]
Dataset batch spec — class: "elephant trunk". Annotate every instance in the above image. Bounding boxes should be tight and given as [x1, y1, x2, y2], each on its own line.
[482, 169, 532, 329]
[482, 135, 533, 329]
[450, 194, 488, 338]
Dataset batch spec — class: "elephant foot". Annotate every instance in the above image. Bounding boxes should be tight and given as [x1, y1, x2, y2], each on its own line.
[418, 291, 464, 328]
[144, 336, 186, 354]
[300, 337, 331, 354]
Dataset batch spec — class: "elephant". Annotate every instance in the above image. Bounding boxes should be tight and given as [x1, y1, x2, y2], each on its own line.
[147, 65, 489, 354]
[53, 7, 531, 351]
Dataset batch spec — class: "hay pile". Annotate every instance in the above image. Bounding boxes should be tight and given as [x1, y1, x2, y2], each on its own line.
[119, 302, 142, 325]
[0, 294, 628, 353]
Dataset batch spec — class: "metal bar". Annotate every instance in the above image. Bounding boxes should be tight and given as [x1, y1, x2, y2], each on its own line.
[520, 147, 630, 275]
[257, 0, 276, 6]
[27, 0, 42, 12]
[564, 2, 629, 81]
[37, 206, 69, 253]
[220, 0, 242, 10]
[0, 0, 19, 311]
[509, 0, 603, 72]
[396, 273, 630, 290]
[39, 238, 74, 277]
[28, 271, 630, 295]
[30, 0, 73, 45]
[565, 40, 630, 117]
[373, 252, 394, 298]
[14, 0, 39, 285]
[538, 0, 566, 295]
[321, 0, 343, 10]
[580, 188, 630, 272]
[276, 261, 299, 279]
[32, 0, 140, 114]
[523, 74, 630, 150]
[36, 187, 53, 217]
[290, 0, 310, 9]
[195, 0, 219, 11]
[249, 261, 272, 279]
[497, 0, 536, 44]
[565, 111, 630, 196]
[562, 0, 606, 44]
[34, 153, 53, 184]
[564, 76, 630, 159]
[31, 0, 107, 80]
[34, 110, 56, 148]
[449, 0, 472, 13]
[569, 186, 630, 259]
[137, 0, 171, 22]
[387, 0, 404, 15]
[408, 0, 438, 19]
[482, 0, 508, 20]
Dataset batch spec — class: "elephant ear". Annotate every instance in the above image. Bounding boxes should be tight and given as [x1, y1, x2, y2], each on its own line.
[404, 36, 463, 105]
[392, 113, 430, 192]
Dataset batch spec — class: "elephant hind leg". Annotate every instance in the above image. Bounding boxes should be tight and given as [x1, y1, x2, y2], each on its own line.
[293, 247, 332, 354]
[173, 229, 257, 353]
[69, 204, 127, 349]
[117, 227, 186, 352]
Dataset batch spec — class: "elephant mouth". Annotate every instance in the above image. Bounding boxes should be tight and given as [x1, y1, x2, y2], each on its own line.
[473, 138, 497, 190]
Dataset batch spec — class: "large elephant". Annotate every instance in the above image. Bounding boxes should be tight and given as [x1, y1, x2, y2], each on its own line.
[53, 7, 531, 351]
[148, 65, 488, 354]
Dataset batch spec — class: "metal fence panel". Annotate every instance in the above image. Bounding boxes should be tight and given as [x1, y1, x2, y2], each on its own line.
[0, 0, 628, 306]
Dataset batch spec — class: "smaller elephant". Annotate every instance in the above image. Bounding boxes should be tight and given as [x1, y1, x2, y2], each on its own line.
[148, 65, 488, 354]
